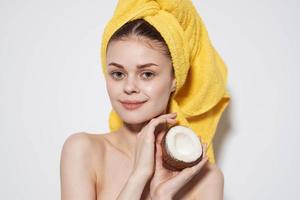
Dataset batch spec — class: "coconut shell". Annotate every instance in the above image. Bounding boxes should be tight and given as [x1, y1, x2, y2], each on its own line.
[161, 125, 203, 171]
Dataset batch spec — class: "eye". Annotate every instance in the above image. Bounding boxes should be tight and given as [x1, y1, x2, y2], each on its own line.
[141, 71, 156, 80]
[110, 71, 125, 80]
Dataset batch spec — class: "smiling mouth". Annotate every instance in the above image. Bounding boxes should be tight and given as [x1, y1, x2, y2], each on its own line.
[120, 101, 147, 110]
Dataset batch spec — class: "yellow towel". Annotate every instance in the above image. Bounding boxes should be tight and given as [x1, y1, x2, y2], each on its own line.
[100, 0, 231, 164]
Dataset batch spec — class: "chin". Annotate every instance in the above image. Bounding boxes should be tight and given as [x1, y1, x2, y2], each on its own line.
[122, 119, 149, 125]
[118, 111, 151, 124]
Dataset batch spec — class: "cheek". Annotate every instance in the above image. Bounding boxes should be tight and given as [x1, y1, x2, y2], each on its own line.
[105, 79, 120, 99]
[143, 81, 171, 99]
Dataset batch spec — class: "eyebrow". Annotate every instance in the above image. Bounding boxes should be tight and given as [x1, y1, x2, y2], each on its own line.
[108, 62, 159, 69]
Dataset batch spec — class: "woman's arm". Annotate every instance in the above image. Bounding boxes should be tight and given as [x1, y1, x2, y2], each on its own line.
[116, 172, 169, 200]
[116, 171, 150, 200]
[60, 133, 97, 200]
[116, 113, 178, 200]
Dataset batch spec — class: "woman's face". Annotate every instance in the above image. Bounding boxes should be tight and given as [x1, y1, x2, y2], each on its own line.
[105, 38, 176, 125]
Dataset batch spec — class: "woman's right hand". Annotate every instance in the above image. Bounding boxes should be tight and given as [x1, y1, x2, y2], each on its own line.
[131, 112, 178, 178]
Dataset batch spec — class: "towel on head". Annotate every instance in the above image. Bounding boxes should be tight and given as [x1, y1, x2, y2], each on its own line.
[100, 0, 231, 164]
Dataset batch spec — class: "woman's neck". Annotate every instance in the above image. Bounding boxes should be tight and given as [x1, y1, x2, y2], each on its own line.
[115, 121, 149, 161]
[114, 110, 168, 161]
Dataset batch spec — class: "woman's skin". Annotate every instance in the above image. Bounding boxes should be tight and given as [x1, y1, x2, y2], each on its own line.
[60, 36, 224, 200]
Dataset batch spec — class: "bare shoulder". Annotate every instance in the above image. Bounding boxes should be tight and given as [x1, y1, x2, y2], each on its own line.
[191, 162, 225, 199]
[60, 132, 107, 170]
[61, 132, 105, 157]
[201, 162, 224, 183]
[60, 132, 106, 199]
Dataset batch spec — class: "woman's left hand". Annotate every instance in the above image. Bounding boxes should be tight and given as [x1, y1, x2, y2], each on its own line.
[149, 129, 209, 199]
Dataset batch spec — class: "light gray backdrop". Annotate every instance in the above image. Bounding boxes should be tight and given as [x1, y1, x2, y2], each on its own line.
[0, 0, 299, 199]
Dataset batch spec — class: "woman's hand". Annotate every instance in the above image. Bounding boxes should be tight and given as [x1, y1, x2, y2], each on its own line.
[131, 112, 178, 179]
[149, 129, 209, 199]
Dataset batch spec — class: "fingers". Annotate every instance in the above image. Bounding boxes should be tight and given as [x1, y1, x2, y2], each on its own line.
[153, 112, 177, 124]
[154, 115, 174, 162]
[155, 140, 163, 170]
[168, 156, 208, 189]
[154, 112, 177, 123]
[155, 131, 167, 159]
[203, 143, 208, 156]
[186, 142, 209, 174]
[155, 138, 163, 157]
[140, 113, 177, 145]
[165, 143, 209, 188]
[153, 113, 177, 168]
[156, 128, 166, 145]
[148, 113, 177, 133]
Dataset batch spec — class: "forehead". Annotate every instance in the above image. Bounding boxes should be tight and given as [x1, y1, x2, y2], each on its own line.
[106, 39, 172, 69]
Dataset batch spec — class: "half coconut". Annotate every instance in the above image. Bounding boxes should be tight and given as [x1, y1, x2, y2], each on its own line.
[161, 125, 203, 171]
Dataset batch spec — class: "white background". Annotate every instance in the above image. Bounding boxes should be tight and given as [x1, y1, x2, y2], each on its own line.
[0, 0, 299, 199]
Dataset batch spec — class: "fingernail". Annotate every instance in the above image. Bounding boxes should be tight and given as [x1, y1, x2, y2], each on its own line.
[169, 113, 177, 117]
[170, 119, 177, 124]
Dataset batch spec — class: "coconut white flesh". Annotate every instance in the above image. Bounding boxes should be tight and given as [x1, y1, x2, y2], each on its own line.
[166, 126, 202, 162]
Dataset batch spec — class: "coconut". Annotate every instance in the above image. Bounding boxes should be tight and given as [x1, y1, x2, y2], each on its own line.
[161, 125, 203, 171]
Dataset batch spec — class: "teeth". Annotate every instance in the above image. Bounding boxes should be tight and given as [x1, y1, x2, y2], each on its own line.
[161, 125, 203, 171]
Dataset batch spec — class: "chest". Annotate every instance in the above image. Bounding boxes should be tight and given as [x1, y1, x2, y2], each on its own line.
[95, 138, 196, 200]
[96, 145, 151, 200]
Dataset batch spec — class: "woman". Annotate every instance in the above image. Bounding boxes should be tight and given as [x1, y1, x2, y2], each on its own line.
[60, 18, 225, 200]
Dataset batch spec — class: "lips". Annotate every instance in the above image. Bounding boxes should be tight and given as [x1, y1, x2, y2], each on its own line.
[119, 100, 147, 110]
[120, 100, 147, 104]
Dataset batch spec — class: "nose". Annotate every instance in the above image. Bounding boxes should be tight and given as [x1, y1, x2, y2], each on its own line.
[124, 75, 140, 94]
